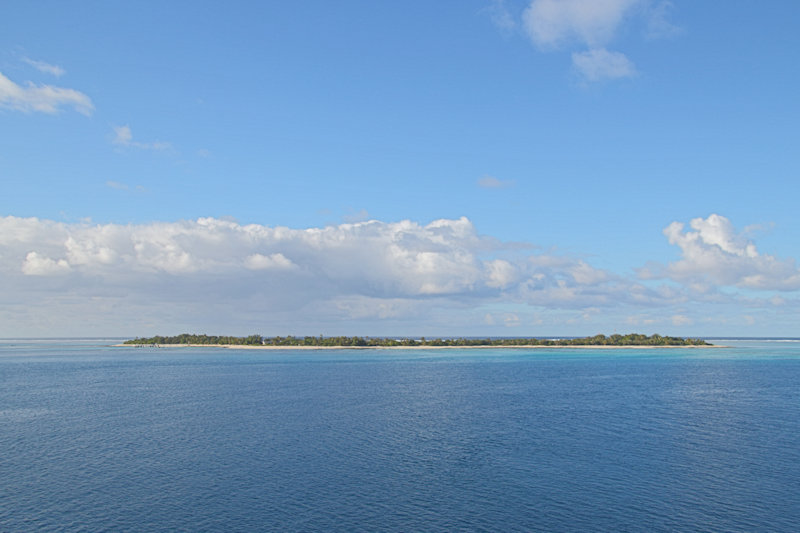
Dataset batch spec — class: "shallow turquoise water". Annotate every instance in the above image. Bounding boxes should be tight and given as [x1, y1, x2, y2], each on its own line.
[1, 340, 799, 531]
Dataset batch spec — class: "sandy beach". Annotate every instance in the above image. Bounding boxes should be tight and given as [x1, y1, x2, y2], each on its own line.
[115, 343, 726, 350]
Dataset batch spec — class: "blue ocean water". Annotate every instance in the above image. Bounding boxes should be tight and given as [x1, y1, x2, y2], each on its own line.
[1, 339, 799, 532]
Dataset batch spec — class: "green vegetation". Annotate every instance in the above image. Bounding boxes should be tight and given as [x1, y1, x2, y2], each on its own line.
[124, 333, 710, 347]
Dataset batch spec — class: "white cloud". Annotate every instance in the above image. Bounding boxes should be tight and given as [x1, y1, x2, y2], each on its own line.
[7, 213, 790, 337]
[569, 260, 610, 284]
[477, 175, 514, 189]
[112, 125, 171, 151]
[572, 48, 636, 81]
[642, 214, 800, 291]
[0, 215, 487, 290]
[0, 71, 93, 115]
[244, 253, 295, 271]
[0, 215, 661, 316]
[523, 0, 640, 49]
[21, 251, 71, 276]
[519, 0, 677, 83]
[22, 57, 66, 77]
[486, 259, 517, 288]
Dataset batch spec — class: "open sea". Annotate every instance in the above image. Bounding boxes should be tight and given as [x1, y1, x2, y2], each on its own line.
[1, 339, 799, 532]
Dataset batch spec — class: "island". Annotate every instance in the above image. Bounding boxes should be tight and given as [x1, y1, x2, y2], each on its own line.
[122, 333, 711, 348]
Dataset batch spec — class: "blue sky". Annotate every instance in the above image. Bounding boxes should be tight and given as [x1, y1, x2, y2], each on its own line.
[1, 1, 799, 337]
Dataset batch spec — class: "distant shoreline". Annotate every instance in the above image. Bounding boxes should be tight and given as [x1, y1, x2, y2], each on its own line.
[114, 343, 727, 350]
[119, 333, 715, 349]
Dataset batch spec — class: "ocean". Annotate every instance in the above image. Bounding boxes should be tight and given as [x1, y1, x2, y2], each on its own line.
[1, 339, 799, 531]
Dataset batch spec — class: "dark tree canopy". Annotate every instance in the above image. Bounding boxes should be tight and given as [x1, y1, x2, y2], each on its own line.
[124, 333, 710, 347]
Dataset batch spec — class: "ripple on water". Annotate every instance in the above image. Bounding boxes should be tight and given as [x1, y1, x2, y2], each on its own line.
[1, 343, 799, 531]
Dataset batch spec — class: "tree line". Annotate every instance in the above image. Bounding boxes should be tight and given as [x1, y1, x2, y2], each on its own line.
[124, 333, 710, 347]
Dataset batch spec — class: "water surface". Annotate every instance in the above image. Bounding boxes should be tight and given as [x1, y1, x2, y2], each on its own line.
[1, 339, 799, 531]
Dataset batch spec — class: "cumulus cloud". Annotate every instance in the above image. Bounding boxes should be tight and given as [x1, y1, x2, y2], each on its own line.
[21, 251, 71, 276]
[3, 213, 796, 336]
[0, 215, 671, 334]
[486, 259, 518, 288]
[0, 215, 486, 288]
[112, 125, 171, 151]
[244, 253, 295, 271]
[0, 71, 93, 115]
[22, 57, 66, 77]
[641, 214, 800, 291]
